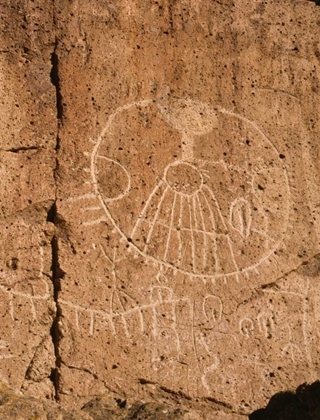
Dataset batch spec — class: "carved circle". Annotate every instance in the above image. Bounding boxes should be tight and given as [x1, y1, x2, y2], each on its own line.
[164, 161, 203, 196]
[92, 99, 290, 279]
[95, 156, 131, 201]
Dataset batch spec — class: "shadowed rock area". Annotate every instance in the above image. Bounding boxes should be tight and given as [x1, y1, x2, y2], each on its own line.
[2, 380, 320, 419]
[250, 381, 320, 420]
[0, 380, 201, 419]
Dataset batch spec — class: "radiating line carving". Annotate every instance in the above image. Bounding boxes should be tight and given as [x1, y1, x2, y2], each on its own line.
[91, 98, 290, 280]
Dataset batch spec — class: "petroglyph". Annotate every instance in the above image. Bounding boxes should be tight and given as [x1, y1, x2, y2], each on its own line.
[0, 282, 51, 322]
[203, 295, 223, 323]
[3, 0, 320, 415]
[57, 264, 313, 391]
[57, 96, 314, 404]
[59, 284, 189, 341]
[282, 328, 305, 363]
[230, 198, 252, 239]
[91, 99, 290, 282]
[0, 222, 53, 322]
[54, 94, 316, 410]
[239, 317, 255, 338]
[257, 312, 275, 339]
[237, 276, 312, 370]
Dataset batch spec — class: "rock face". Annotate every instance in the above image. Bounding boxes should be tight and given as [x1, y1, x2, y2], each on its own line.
[0, 0, 56, 401]
[1, 0, 320, 418]
[2, 380, 320, 420]
[0, 380, 199, 419]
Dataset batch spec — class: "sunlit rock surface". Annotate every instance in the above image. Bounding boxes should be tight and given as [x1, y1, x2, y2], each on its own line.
[1, 1, 320, 418]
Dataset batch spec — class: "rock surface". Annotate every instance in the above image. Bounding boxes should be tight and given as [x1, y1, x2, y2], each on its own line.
[0, 381, 91, 420]
[1, 0, 320, 419]
[0, 0, 56, 401]
[0, 380, 205, 419]
[2, 379, 320, 419]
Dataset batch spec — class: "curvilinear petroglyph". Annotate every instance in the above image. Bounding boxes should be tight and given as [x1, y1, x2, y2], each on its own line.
[1, 0, 320, 419]
[91, 98, 290, 280]
[55, 93, 317, 413]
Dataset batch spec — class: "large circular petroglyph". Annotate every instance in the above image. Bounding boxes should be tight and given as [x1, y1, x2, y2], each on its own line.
[91, 99, 290, 279]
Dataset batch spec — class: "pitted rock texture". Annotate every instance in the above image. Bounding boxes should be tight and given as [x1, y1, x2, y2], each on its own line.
[82, 398, 194, 420]
[0, 381, 91, 420]
[0, 381, 204, 419]
[0, 0, 56, 401]
[53, 0, 320, 414]
[1, 1, 320, 419]
[3, 380, 320, 420]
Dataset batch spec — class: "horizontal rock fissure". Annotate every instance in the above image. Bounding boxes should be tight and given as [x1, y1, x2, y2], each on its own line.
[3, 146, 41, 153]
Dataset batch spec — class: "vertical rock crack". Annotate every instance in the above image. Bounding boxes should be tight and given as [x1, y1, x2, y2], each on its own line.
[48, 16, 64, 400]
[47, 210, 64, 402]
[50, 40, 63, 123]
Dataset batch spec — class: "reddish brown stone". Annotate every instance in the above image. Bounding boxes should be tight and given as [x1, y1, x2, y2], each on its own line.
[2, 1, 320, 418]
